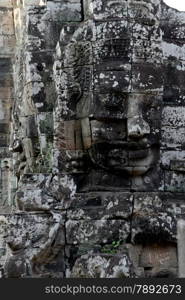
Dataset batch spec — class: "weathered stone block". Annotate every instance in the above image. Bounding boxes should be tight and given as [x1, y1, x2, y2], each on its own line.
[0, 215, 8, 275]
[61, 41, 93, 68]
[0, 35, 15, 53]
[0, 74, 13, 87]
[55, 120, 84, 151]
[165, 171, 185, 193]
[162, 107, 185, 127]
[24, 51, 53, 84]
[170, 160, 185, 172]
[0, 147, 11, 159]
[66, 220, 130, 245]
[178, 219, 185, 278]
[69, 253, 132, 278]
[0, 134, 8, 147]
[0, 9, 14, 35]
[4, 211, 65, 277]
[20, 81, 54, 115]
[37, 112, 53, 136]
[67, 192, 133, 220]
[21, 0, 46, 6]
[16, 173, 76, 211]
[93, 38, 132, 67]
[0, 58, 12, 73]
[0, 0, 13, 7]
[128, 0, 161, 22]
[20, 115, 38, 138]
[0, 123, 9, 134]
[163, 86, 185, 106]
[161, 150, 185, 170]
[139, 243, 177, 277]
[47, 0, 82, 22]
[163, 64, 185, 98]
[161, 127, 185, 150]
[132, 213, 177, 244]
[93, 68, 131, 93]
[83, 0, 128, 21]
[161, 20, 185, 44]
[132, 40, 162, 64]
[131, 63, 164, 92]
[6, 211, 65, 249]
[95, 20, 130, 41]
[132, 192, 179, 243]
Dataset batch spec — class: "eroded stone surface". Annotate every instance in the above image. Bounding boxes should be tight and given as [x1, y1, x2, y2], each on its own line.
[0, 0, 185, 278]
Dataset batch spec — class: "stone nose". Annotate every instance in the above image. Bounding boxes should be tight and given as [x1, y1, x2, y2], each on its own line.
[127, 115, 150, 139]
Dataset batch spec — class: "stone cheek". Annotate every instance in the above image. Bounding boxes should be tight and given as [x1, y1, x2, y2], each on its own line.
[0, 0, 185, 278]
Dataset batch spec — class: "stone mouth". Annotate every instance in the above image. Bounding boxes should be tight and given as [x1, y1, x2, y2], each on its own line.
[108, 140, 151, 151]
[128, 148, 149, 160]
[107, 148, 149, 160]
[108, 147, 154, 175]
[89, 140, 155, 175]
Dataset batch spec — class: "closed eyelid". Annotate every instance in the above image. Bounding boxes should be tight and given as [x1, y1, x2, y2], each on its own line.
[89, 116, 124, 121]
[105, 93, 127, 104]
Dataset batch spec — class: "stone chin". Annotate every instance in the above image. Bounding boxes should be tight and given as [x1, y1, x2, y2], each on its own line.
[122, 166, 151, 176]
[90, 145, 155, 177]
[115, 148, 155, 176]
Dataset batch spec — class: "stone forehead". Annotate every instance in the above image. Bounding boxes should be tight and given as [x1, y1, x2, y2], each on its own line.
[63, 25, 161, 65]
[87, 0, 161, 10]
[83, 0, 161, 21]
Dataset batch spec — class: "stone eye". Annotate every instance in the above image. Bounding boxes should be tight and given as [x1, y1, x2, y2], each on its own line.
[105, 93, 126, 111]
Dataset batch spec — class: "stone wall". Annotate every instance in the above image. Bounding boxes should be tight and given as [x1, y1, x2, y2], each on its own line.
[0, 0, 15, 276]
[0, 0, 185, 278]
[0, 0, 15, 210]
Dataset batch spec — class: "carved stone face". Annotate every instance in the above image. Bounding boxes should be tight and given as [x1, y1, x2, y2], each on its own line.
[58, 15, 162, 189]
[78, 84, 161, 181]
[83, 91, 161, 177]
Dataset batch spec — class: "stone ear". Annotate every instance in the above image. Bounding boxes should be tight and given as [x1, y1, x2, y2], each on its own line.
[81, 118, 92, 149]
[69, 83, 82, 103]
